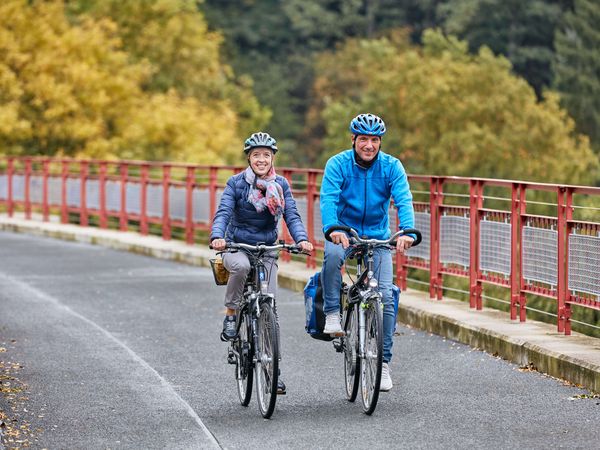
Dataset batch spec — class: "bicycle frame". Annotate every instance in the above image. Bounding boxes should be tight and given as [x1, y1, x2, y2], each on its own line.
[349, 247, 383, 360]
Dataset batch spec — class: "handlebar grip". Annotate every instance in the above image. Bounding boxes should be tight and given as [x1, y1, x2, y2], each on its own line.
[399, 228, 422, 247]
[324, 225, 354, 242]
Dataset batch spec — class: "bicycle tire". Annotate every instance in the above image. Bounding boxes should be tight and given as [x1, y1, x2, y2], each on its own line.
[254, 301, 279, 419]
[342, 304, 360, 402]
[360, 298, 383, 415]
[235, 311, 253, 406]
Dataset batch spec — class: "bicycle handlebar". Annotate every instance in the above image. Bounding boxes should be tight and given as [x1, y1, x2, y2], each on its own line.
[210, 242, 309, 255]
[324, 225, 422, 248]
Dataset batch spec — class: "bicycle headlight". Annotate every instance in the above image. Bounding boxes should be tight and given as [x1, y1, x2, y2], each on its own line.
[261, 281, 269, 292]
[368, 278, 378, 289]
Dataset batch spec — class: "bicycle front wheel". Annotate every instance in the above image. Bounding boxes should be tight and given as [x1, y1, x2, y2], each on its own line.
[342, 304, 360, 402]
[361, 298, 383, 415]
[254, 301, 279, 419]
[235, 311, 253, 406]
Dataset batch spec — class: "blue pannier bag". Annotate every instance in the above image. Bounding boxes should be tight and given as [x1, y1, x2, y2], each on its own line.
[392, 284, 400, 332]
[303, 272, 335, 341]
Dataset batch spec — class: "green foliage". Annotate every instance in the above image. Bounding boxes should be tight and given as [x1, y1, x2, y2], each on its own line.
[309, 30, 599, 185]
[0, 0, 268, 163]
[553, 0, 600, 150]
[437, 0, 570, 96]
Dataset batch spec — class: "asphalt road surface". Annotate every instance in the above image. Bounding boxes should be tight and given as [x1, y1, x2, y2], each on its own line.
[0, 231, 599, 449]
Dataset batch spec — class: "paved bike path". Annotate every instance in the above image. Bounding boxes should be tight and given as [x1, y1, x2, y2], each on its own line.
[1, 231, 600, 449]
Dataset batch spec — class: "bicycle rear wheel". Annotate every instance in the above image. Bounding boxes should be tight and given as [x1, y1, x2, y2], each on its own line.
[360, 298, 383, 415]
[254, 301, 279, 419]
[235, 311, 253, 406]
[342, 304, 360, 402]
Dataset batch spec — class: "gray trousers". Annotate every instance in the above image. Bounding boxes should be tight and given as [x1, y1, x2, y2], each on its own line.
[222, 251, 278, 310]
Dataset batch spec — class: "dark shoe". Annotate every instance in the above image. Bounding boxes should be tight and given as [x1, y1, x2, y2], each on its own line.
[277, 378, 286, 395]
[221, 315, 237, 341]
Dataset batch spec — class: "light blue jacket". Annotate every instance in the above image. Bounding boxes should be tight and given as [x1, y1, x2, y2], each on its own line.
[320, 149, 414, 239]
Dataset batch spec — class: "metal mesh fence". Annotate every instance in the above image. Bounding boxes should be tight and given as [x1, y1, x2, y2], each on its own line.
[12, 175, 24, 201]
[568, 233, 600, 297]
[0, 174, 6, 200]
[480, 219, 511, 276]
[29, 176, 43, 203]
[406, 211, 430, 260]
[66, 178, 80, 207]
[522, 225, 557, 287]
[105, 181, 121, 212]
[86, 180, 100, 210]
[146, 184, 163, 218]
[440, 215, 470, 267]
[126, 183, 141, 215]
[169, 186, 186, 221]
[192, 189, 210, 222]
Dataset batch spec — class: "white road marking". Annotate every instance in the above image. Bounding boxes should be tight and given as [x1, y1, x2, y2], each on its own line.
[0, 272, 222, 449]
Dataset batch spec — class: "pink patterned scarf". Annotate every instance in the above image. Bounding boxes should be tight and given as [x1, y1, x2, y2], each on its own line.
[244, 166, 285, 219]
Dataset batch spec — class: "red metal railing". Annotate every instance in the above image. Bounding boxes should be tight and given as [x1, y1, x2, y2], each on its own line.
[1, 156, 599, 335]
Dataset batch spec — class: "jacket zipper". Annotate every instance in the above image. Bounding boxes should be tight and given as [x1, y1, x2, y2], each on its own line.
[360, 171, 367, 235]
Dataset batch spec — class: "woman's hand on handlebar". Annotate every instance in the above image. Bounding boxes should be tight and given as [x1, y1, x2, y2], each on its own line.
[396, 235, 414, 254]
[329, 231, 351, 249]
[211, 238, 227, 251]
[298, 241, 314, 254]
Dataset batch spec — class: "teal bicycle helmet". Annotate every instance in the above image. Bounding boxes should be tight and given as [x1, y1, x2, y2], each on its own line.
[243, 132, 278, 154]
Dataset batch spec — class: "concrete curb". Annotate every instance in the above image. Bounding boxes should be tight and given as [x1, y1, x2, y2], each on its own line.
[2, 214, 600, 393]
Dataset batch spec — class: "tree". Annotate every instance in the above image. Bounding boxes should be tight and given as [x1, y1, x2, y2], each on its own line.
[308, 30, 598, 185]
[553, 0, 600, 150]
[68, 0, 270, 140]
[437, 0, 571, 96]
[0, 0, 249, 163]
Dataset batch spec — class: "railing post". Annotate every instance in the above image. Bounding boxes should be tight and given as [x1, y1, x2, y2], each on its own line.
[99, 162, 108, 228]
[430, 177, 443, 300]
[469, 180, 483, 310]
[510, 183, 520, 320]
[7, 157, 14, 217]
[140, 164, 149, 235]
[61, 160, 68, 224]
[24, 157, 31, 219]
[208, 167, 218, 229]
[80, 160, 88, 227]
[564, 188, 573, 335]
[306, 171, 317, 269]
[162, 164, 171, 240]
[518, 186, 527, 321]
[185, 166, 195, 244]
[119, 163, 128, 231]
[42, 159, 49, 221]
[557, 186, 570, 335]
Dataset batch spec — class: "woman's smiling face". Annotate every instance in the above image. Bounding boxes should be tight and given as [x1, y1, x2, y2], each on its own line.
[248, 147, 274, 177]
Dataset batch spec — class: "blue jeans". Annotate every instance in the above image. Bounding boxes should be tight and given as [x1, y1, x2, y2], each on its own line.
[322, 240, 397, 363]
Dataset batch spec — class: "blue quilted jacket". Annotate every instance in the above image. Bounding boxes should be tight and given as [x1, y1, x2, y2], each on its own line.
[210, 172, 308, 245]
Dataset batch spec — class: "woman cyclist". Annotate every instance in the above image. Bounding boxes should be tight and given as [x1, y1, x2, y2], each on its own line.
[210, 132, 313, 394]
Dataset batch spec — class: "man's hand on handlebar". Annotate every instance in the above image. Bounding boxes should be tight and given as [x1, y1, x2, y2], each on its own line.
[396, 235, 414, 254]
[329, 231, 351, 249]
[211, 238, 227, 251]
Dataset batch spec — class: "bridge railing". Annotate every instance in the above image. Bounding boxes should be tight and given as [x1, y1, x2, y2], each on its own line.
[1, 156, 599, 335]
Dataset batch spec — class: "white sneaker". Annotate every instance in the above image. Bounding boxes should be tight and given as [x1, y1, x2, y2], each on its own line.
[323, 313, 344, 336]
[380, 363, 393, 391]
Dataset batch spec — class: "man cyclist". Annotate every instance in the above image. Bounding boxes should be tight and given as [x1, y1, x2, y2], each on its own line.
[319, 113, 415, 392]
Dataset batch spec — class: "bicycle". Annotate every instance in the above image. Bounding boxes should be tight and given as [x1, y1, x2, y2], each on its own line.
[215, 241, 307, 419]
[324, 226, 422, 415]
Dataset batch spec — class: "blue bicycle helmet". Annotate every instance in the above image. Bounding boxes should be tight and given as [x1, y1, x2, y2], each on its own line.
[349, 113, 386, 136]
[243, 132, 278, 154]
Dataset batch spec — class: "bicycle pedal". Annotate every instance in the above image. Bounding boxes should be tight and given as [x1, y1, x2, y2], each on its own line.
[227, 349, 236, 364]
[332, 339, 343, 353]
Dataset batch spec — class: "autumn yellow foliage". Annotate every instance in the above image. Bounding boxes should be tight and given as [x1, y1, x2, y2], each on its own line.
[0, 0, 269, 164]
